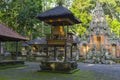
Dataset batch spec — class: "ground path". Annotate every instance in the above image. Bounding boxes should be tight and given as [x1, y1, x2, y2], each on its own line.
[78, 63, 120, 80]
[0, 62, 119, 80]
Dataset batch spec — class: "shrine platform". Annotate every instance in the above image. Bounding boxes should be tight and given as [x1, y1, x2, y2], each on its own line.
[39, 60, 78, 73]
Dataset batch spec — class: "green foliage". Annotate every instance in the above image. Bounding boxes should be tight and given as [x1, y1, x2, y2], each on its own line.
[70, 0, 94, 36]
[110, 19, 120, 36]
[0, 0, 42, 52]
[70, 0, 120, 36]
[0, 0, 120, 38]
[0, 0, 42, 39]
[0, 0, 120, 52]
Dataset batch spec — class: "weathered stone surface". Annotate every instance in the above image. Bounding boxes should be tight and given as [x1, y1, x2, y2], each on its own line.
[40, 61, 77, 72]
[78, 1, 120, 63]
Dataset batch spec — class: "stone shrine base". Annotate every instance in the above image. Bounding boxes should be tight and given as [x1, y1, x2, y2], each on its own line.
[40, 60, 78, 73]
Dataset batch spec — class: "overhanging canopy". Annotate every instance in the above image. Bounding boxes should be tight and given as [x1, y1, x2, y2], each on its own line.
[37, 5, 81, 26]
[0, 23, 28, 42]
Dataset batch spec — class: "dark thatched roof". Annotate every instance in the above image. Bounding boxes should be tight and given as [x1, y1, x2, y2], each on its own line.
[37, 5, 81, 26]
[28, 37, 47, 45]
[22, 42, 29, 47]
[0, 23, 28, 42]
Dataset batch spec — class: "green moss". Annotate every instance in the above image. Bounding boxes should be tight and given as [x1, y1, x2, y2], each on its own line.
[0, 69, 114, 80]
[0, 78, 8, 80]
[77, 57, 85, 62]
[20, 78, 33, 80]
[113, 59, 120, 63]
[33, 70, 113, 80]
[0, 64, 24, 70]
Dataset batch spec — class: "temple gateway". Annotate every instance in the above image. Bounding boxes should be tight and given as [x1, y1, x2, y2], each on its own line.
[79, 2, 120, 63]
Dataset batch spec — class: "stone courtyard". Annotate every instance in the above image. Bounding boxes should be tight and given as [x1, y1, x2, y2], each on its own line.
[78, 63, 120, 80]
[0, 62, 120, 80]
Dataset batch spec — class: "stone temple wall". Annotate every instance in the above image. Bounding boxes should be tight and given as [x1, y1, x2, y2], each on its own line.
[78, 1, 120, 59]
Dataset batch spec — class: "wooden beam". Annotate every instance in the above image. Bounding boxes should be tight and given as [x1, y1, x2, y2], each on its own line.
[0, 42, 1, 61]
[70, 46, 73, 60]
[16, 41, 18, 60]
[67, 18, 75, 25]
[54, 46, 56, 60]
[64, 46, 67, 61]
[46, 46, 49, 57]
[0, 42, 1, 55]
[44, 18, 74, 25]
[45, 18, 67, 22]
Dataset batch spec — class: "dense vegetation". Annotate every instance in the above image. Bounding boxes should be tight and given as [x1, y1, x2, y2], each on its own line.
[0, 0, 120, 39]
[0, 0, 120, 51]
[70, 0, 120, 36]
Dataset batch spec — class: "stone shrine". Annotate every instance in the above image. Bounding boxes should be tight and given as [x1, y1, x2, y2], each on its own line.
[79, 2, 120, 63]
[36, 3, 81, 72]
